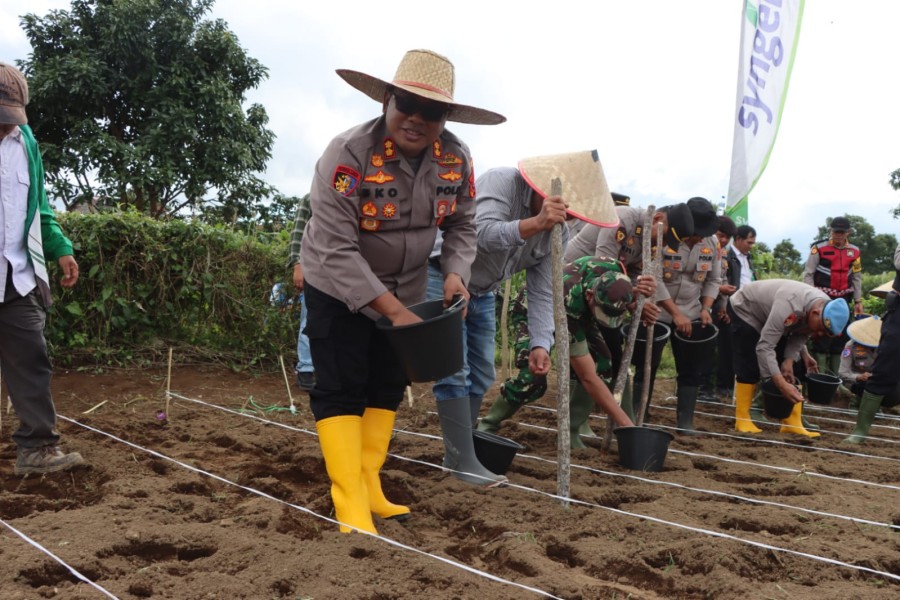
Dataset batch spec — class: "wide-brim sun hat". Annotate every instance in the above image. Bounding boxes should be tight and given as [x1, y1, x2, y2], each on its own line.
[870, 280, 894, 299]
[517, 150, 618, 227]
[336, 49, 505, 126]
[847, 315, 881, 348]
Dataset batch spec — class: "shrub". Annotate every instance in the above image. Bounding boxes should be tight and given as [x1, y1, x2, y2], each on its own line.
[47, 210, 295, 370]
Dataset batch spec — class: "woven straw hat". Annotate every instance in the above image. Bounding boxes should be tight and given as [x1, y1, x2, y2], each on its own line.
[0, 62, 28, 125]
[336, 49, 505, 126]
[517, 150, 618, 227]
[870, 280, 894, 299]
[847, 315, 881, 348]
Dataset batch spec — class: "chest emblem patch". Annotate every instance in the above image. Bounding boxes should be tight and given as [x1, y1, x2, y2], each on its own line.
[382, 203, 397, 218]
[439, 169, 462, 182]
[364, 170, 395, 184]
[362, 202, 378, 217]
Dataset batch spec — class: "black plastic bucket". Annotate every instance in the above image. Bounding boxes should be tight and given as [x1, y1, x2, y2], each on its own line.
[805, 373, 842, 405]
[614, 426, 674, 472]
[761, 378, 793, 419]
[376, 297, 466, 382]
[472, 430, 524, 475]
[673, 321, 719, 365]
[622, 322, 671, 368]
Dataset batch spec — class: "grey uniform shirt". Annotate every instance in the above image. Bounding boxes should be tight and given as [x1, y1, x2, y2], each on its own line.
[467, 167, 567, 352]
[731, 279, 830, 380]
[656, 235, 722, 323]
[838, 340, 876, 383]
[301, 116, 476, 319]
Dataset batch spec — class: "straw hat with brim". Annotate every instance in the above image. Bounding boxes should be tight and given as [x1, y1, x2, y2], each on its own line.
[518, 150, 618, 227]
[870, 280, 895, 299]
[336, 49, 505, 126]
[847, 315, 881, 348]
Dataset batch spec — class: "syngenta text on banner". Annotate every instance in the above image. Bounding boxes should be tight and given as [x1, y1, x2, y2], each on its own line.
[726, 0, 804, 225]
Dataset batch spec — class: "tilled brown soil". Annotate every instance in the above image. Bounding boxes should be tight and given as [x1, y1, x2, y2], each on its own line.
[0, 366, 898, 599]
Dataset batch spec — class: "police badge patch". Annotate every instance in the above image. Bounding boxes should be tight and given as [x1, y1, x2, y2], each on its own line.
[333, 165, 361, 196]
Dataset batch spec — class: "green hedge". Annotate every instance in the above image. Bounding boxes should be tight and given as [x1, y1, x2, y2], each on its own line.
[46, 210, 296, 370]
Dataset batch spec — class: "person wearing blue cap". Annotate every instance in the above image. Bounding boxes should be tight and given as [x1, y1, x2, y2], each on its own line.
[727, 279, 850, 437]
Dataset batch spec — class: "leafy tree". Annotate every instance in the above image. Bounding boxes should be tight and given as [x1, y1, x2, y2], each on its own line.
[19, 0, 275, 217]
[811, 214, 898, 274]
[772, 239, 802, 276]
[750, 241, 774, 276]
[891, 168, 900, 218]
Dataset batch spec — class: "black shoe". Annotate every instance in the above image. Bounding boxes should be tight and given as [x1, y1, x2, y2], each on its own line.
[296, 371, 316, 391]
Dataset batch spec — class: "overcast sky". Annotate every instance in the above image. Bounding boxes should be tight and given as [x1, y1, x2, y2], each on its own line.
[3, 1, 899, 255]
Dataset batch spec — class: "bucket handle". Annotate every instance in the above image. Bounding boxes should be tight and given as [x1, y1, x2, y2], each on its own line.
[444, 294, 467, 314]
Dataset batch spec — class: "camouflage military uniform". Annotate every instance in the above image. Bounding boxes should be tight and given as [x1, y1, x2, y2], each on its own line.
[499, 257, 620, 406]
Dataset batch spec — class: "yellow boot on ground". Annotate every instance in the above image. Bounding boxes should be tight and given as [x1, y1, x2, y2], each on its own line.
[734, 382, 762, 433]
[779, 402, 820, 438]
[361, 408, 411, 520]
[316, 415, 378, 534]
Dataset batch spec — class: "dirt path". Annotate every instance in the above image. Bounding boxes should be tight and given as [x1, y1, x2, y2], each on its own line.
[0, 366, 898, 599]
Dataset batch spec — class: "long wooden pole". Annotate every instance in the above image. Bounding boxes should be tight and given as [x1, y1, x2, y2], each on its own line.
[500, 278, 513, 381]
[550, 178, 571, 504]
[635, 222, 665, 425]
[602, 206, 655, 450]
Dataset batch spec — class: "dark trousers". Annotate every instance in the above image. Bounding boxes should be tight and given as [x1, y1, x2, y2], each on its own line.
[715, 313, 735, 390]
[866, 292, 900, 396]
[730, 309, 763, 384]
[303, 282, 408, 421]
[0, 272, 59, 448]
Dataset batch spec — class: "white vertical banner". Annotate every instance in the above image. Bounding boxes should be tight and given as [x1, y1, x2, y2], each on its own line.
[726, 0, 805, 225]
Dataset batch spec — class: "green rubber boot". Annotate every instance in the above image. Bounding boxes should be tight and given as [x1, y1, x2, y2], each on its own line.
[569, 380, 594, 449]
[749, 386, 770, 423]
[477, 396, 522, 434]
[842, 391, 884, 444]
[799, 382, 820, 431]
[813, 352, 828, 374]
[849, 393, 862, 411]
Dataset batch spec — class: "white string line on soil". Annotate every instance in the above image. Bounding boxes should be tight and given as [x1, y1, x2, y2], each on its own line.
[57, 414, 564, 600]
[160, 393, 898, 580]
[526, 403, 900, 460]
[0, 518, 119, 599]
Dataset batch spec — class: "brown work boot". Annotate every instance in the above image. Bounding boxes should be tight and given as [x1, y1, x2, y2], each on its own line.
[15, 445, 85, 475]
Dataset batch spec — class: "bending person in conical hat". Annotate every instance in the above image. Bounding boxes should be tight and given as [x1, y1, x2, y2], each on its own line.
[727, 279, 851, 438]
[844, 243, 900, 444]
[300, 49, 504, 534]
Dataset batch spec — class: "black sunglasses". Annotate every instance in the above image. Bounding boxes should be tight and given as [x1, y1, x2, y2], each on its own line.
[391, 90, 450, 122]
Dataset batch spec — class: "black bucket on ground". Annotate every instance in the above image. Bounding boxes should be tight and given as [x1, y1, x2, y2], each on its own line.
[672, 321, 719, 366]
[614, 426, 674, 472]
[761, 378, 793, 419]
[472, 430, 524, 475]
[376, 297, 466, 382]
[805, 373, 842, 405]
[622, 322, 671, 368]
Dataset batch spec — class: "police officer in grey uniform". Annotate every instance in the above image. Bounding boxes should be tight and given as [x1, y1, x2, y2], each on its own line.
[729, 279, 850, 438]
[300, 50, 505, 534]
[649, 198, 721, 433]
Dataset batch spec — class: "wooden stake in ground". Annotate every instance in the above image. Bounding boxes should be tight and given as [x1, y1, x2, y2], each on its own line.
[550, 178, 571, 504]
[603, 206, 655, 450]
[165, 347, 173, 420]
[500, 278, 513, 381]
[635, 223, 665, 426]
[278, 354, 297, 414]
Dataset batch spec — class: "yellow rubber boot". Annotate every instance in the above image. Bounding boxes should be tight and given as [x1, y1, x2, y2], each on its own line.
[734, 382, 762, 433]
[779, 402, 821, 438]
[361, 408, 410, 521]
[316, 415, 377, 534]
